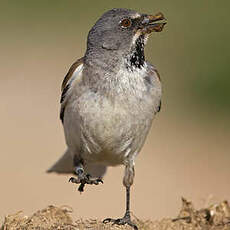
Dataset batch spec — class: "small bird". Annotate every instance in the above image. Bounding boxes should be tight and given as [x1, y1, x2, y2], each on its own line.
[48, 8, 166, 230]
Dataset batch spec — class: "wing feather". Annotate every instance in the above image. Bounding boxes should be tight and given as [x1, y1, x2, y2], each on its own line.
[153, 68, 162, 112]
[145, 63, 162, 113]
[60, 57, 84, 123]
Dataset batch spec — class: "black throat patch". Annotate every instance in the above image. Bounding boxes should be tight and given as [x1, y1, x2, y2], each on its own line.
[126, 35, 145, 70]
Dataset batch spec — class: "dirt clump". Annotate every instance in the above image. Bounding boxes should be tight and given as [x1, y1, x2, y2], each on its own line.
[1, 198, 230, 230]
[1, 205, 74, 230]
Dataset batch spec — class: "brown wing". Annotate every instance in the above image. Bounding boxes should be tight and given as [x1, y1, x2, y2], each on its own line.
[60, 57, 84, 122]
[61, 57, 84, 92]
[153, 68, 161, 112]
[154, 68, 161, 82]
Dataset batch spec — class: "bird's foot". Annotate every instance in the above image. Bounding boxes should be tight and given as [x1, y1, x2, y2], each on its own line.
[103, 212, 138, 230]
[69, 174, 103, 192]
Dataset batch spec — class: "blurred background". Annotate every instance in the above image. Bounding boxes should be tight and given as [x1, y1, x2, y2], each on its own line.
[0, 0, 230, 223]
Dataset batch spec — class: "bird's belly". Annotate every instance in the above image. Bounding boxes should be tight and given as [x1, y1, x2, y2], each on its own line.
[64, 91, 155, 166]
[79, 98, 153, 166]
[81, 114, 134, 165]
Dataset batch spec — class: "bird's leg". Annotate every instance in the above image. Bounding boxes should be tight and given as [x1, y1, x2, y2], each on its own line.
[103, 164, 138, 230]
[69, 162, 103, 192]
[103, 187, 138, 230]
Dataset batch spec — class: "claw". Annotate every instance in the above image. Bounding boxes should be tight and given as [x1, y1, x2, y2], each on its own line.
[98, 179, 103, 183]
[68, 174, 103, 193]
[78, 183, 85, 192]
[103, 218, 112, 224]
[94, 178, 103, 185]
[69, 177, 80, 183]
[103, 216, 138, 230]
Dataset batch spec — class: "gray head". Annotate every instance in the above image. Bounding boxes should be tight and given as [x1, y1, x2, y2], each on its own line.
[85, 8, 166, 70]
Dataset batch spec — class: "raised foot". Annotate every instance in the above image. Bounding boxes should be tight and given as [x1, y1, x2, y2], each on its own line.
[69, 174, 103, 192]
[103, 215, 138, 230]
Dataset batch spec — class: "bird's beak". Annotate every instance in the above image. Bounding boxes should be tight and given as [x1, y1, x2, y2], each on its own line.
[140, 12, 167, 33]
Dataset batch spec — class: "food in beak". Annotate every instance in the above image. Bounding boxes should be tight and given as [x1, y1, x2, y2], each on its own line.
[142, 12, 167, 33]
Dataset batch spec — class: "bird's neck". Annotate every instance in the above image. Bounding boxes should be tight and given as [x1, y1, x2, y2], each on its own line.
[83, 35, 147, 91]
[84, 48, 122, 80]
[125, 35, 145, 71]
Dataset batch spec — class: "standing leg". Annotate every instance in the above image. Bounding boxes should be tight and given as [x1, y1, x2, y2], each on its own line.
[103, 164, 138, 230]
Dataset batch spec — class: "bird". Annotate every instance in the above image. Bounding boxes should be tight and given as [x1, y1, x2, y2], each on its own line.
[47, 8, 166, 230]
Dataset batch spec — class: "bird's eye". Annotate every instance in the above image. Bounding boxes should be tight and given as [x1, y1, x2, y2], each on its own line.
[120, 18, 132, 28]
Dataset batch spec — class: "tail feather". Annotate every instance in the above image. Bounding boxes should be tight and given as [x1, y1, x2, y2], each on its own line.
[47, 149, 74, 174]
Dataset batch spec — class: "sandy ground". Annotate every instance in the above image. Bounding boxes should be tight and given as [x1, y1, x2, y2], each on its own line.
[2, 199, 230, 229]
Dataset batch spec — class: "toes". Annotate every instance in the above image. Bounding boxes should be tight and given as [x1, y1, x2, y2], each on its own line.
[86, 178, 103, 185]
[69, 177, 80, 184]
[92, 179, 103, 185]
[128, 222, 138, 230]
[68, 177, 74, 183]
[69, 175, 103, 193]
[97, 178, 103, 184]
[103, 217, 138, 230]
[103, 218, 112, 224]
[78, 183, 85, 192]
[112, 219, 123, 225]
[102, 218, 123, 225]
[86, 174, 91, 179]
